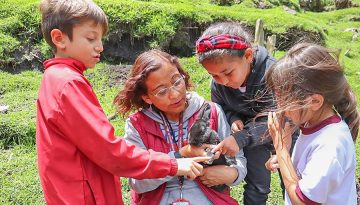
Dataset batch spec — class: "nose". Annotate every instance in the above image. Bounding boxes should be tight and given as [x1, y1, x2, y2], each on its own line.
[168, 86, 181, 99]
[95, 41, 103, 53]
[216, 76, 229, 85]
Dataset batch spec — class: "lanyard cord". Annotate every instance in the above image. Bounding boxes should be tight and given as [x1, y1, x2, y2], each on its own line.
[158, 111, 184, 152]
[158, 111, 186, 197]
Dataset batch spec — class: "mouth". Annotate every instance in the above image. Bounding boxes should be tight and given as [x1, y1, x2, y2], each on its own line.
[94, 54, 101, 62]
[170, 98, 185, 107]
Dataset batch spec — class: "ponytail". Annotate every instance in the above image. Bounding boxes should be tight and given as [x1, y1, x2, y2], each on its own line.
[334, 85, 360, 141]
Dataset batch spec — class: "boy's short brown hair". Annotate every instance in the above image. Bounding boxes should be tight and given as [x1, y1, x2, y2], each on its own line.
[40, 0, 108, 52]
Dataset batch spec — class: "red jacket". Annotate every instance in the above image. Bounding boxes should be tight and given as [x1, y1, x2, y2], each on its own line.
[36, 58, 177, 205]
[129, 103, 239, 205]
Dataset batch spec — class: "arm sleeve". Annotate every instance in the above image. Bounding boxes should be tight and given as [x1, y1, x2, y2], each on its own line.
[124, 119, 175, 193]
[215, 104, 247, 186]
[232, 116, 272, 149]
[55, 80, 177, 179]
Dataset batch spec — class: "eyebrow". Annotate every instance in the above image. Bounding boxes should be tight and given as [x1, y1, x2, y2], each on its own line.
[151, 73, 181, 92]
[221, 68, 232, 73]
[86, 30, 99, 35]
[209, 68, 230, 76]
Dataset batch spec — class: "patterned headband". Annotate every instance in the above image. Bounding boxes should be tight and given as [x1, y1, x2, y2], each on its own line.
[196, 34, 251, 54]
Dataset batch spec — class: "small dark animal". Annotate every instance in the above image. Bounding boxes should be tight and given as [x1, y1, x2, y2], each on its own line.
[188, 102, 237, 192]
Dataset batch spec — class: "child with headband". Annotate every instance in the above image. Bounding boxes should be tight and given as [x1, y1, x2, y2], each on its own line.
[196, 21, 284, 204]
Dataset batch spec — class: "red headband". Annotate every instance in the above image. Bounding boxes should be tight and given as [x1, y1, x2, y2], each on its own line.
[196, 34, 251, 54]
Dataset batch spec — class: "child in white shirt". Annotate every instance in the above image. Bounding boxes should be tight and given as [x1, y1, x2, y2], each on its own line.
[265, 43, 359, 205]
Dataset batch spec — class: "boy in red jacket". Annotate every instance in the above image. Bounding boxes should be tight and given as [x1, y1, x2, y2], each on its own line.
[36, 1, 209, 204]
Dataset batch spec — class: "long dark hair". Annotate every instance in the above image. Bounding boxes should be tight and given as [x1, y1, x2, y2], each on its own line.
[113, 49, 192, 116]
[266, 43, 359, 140]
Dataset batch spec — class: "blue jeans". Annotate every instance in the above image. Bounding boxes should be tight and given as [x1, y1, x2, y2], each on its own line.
[243, 144, 271, 205]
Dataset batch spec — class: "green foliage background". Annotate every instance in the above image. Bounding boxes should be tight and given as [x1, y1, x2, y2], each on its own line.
[0, 0, 359, 204]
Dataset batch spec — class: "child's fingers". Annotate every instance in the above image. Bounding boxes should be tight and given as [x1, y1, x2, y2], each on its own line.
[284, 121, 292, 137]
[193, 156, 212, 163]
[268, 112, 273, 127]
[186, 171, 197, 180]
[211, 141, 224, 153]
[191, 162, 202, 177]
[231, 120, 244, 132]
[267, 112, 276, 139]
[212, 151, 221, 160]
[272, 112, 280, 130]
[231, 123, 240, 132]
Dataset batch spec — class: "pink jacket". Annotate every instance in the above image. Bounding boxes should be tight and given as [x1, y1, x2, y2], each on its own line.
[36, 58, 177, 205]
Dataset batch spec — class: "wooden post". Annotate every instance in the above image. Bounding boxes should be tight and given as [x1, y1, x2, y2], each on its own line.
[254, 19, 264, 46]
[266, 35, 277, 55]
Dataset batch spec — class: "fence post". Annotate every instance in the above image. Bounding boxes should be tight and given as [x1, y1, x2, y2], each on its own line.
[266, 35, 277, 56]
[254, 19, 264, 46]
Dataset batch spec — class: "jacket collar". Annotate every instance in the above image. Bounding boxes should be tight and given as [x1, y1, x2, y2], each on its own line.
[43, 58, 87, 74]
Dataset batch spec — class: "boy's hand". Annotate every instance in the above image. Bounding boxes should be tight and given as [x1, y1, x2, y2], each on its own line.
[179, 144, 213, 158]
[231, 120, 244, 132]
[175, 157, 210, 180]
[211, 136, 239, 157]
[200, 165, 238, 187]
[265, 154, 279, 172]
[267, 112, 292, 151]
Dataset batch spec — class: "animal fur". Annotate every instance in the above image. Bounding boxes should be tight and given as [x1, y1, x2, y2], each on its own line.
[188, 102, 237, 192]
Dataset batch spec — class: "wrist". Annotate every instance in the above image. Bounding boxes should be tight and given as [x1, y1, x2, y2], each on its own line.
[231, 132, 248, 149]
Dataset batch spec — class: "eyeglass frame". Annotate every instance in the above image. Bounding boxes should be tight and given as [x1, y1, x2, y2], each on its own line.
[149, 76, 186, 98]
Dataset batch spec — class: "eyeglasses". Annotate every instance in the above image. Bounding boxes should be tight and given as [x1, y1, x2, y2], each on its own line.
[151, 77, 185, 98]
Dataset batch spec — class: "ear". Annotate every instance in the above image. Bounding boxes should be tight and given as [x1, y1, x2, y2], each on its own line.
[244, 48, 254, 63]
[141, 95, 152, 105]
[309, 94, 324, 111]
[50, 29, 67, 50]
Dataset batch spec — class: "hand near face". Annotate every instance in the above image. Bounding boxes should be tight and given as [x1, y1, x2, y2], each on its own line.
[231, 119, 244, 132]
[199, 165, 238, 187]
[267, 112, 292, 151]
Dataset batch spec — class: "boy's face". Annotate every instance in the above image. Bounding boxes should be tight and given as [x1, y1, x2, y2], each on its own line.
[201, 50, 253, 89]
[56, 20, 104, 68]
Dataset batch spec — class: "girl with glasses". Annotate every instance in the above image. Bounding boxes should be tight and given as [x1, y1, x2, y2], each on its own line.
[114, 49, 247, 205]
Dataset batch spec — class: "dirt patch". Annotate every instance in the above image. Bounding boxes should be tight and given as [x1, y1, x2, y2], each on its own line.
[275, 28, 324, 51]
[351, 16, 360, 22]
[100, 64, 132, 88]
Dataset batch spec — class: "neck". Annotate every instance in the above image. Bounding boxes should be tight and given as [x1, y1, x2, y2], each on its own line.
[306, 106, 336, 128]
[165, 113, 181, 122]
